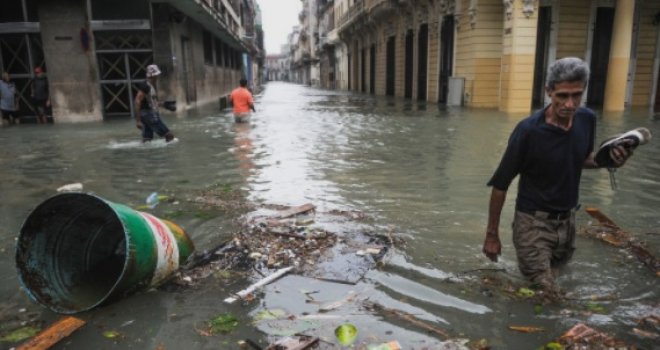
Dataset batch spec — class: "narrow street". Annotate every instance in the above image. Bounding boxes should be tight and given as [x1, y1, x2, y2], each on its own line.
[1, 82, 659, 349]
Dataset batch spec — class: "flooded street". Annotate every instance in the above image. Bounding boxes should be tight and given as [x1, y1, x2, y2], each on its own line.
[1, 81, 659, 349]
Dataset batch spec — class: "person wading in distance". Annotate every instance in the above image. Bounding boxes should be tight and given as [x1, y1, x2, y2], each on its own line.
[230, 78, 256, 123]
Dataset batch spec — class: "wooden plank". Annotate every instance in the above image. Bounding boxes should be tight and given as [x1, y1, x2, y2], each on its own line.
[276, 203, 316, 219]
[583, 207, 659, 276]
[17, 316, 86, 350]
[585, 207, 621, 229]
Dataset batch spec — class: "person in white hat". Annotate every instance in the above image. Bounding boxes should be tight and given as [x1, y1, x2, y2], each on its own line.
[134, 64, 175, 142]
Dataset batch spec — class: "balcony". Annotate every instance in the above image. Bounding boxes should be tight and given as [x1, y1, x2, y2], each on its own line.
[336, 0, 396, 34]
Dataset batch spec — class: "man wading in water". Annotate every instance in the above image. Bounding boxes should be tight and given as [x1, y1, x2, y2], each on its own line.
[135, 64, 175, 143]
[482, 57, 634, 298]
[230, 78, 255, 123]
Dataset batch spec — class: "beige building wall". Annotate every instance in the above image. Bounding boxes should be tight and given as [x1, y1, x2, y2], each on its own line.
[556, 0, 590, 59]
[455, 0, 503, 108]
[334, 0, 655, 112]
[427, 20, 440, 102]
[500, 0, 538, 113]
[631, 1, 660, 107]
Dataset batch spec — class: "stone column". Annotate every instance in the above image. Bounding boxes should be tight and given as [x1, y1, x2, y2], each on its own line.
[39, 0, 101, 122]
[603, 0, 634, 111]
[499, 0, 538, 113]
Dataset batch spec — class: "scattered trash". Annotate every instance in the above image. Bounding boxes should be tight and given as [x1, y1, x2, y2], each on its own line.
[508, 325, 545, 333]
[319, 291, 357, 312]
[582, 207, 659, 275]
[364, 302, 449, 339]
[56, 183, 83, 193]
[367, 341, 401, 350]
[555, 323, 630, 348]
[265, 335, 319, 350]
[335, 323, 358, 346]
[223, 266, 294, 304]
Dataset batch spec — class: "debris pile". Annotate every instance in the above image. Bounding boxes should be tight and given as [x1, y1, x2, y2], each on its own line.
[173, 203, 391, 289]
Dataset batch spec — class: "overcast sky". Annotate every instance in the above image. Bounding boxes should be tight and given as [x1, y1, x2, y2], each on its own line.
[257, 0, 302, 55]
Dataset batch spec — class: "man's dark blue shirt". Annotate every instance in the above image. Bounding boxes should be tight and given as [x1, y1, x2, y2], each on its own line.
[487, 107, 596, 212]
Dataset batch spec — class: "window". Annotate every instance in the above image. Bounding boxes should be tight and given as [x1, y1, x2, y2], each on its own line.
[214, 38, 223, 66]
[203, 30, 213, 65]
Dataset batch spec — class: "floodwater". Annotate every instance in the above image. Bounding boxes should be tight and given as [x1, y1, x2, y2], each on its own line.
[0, 81, 658, 349]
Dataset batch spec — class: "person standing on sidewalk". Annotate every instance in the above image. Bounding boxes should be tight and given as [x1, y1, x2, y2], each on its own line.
[482, 57, 634, 297]
[229, 78, 255, 123]
[31, 67, 50, 124]
[0, 72, 20, 126]
[134, 64, 175, 143]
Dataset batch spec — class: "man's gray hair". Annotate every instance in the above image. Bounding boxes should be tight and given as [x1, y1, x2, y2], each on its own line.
[546, 57, 590, 90]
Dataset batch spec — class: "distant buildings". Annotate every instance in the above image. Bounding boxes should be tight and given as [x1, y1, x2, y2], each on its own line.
[280, 0, 660, 114]
[0, 0, 264, 122]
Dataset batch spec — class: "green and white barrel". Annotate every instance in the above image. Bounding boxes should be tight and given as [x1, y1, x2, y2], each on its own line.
[15, 193, 195, 314]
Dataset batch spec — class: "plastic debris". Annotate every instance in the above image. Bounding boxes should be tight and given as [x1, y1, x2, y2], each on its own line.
[224, 266, 294, 304]
[56, 183, 83, 193]
[367, 341, 402, 350]
[146, 192, 159, 208]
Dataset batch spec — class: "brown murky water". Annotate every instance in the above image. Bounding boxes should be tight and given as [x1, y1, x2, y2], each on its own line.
[0, 82, 658, 349]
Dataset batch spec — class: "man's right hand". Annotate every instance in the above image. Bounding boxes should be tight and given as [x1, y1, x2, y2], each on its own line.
[483, 231, 501, 262]
[136, 121, 143, 130]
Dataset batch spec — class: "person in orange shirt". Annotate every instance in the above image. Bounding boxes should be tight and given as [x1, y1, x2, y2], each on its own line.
[229, 78, 255, 123]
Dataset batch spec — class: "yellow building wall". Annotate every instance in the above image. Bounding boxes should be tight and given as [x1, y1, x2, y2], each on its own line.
[631, 1, 660, 107]
[458, 0, 504, 108]
[500, 0, 538, 113]
[556, 0, 590, 59]
[427, 21, 440, 102]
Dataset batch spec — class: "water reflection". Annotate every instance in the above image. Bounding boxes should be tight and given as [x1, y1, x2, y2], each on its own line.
[0, 82, 657, 349]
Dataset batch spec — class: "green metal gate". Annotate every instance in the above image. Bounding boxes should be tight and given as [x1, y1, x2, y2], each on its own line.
[95, 30, 152, 118]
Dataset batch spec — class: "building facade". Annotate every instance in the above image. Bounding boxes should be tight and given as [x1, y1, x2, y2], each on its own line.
[0, 0, 264, 122]
[290, 0, 660, 114]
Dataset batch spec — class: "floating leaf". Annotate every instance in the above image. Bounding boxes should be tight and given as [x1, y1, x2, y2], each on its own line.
[509, 325, 544, 333]
[585, 302, 607, 314]
[208, 313, 239, 334]
[253, 309, 287, 322]
[534, 304, 544, 315]
[0, 325, 41, 342]
[517, 287, 536, 298]
[536, 342, 563, 350]
[102, 330, 121, 339]
[335, 323, 358, 346]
